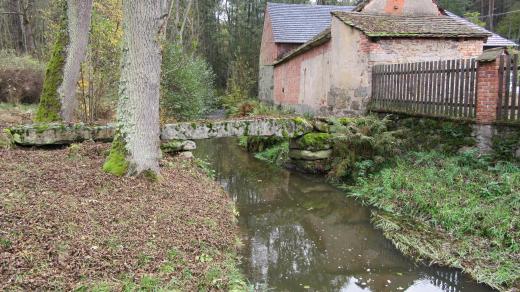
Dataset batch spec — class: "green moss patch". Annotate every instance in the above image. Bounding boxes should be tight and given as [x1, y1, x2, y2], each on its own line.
[103, 131, 129, 176]
[293, 117, 307, 125]
[298, 133, 332, 150]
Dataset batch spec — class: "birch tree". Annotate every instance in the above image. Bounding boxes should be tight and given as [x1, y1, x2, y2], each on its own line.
[103, 0, 171, 177]
[35, 0, 93, 122]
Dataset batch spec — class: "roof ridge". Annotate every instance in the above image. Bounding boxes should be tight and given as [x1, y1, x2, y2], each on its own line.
[267, 2, 353, 9]
[333, 11, 491, 38]
[334, 11, 457, 18]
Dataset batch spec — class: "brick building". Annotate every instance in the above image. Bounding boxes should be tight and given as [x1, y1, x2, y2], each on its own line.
[259, 0, 518, 115]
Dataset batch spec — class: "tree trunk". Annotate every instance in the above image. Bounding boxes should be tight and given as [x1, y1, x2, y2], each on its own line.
[35, 0, 68, 123]
[35, 0, 92, 123]
[104, 0, 171, 177]
[60, 0, 93, 122]
[10, 0, 24, 53]
[488, 0, 495, 30]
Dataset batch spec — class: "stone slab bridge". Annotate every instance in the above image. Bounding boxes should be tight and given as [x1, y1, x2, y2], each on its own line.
[6, 118, 314, 146]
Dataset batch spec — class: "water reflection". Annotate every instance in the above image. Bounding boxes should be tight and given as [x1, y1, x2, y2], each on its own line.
[194, 138, 493, 292]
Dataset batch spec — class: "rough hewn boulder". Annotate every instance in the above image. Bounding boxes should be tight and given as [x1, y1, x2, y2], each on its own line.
[161, 140, 197, 153]
[7, 123, 115, 146]
[289, 149, 332, 161]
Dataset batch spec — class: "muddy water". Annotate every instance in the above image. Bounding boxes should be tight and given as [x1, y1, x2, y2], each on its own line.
[194, 138, 493, 292]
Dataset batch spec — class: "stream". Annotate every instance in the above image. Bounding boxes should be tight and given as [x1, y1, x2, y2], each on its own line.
[194, 138, 493, 292]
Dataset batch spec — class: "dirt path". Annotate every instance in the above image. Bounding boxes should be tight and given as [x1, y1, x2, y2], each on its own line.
[0, 142, 244, 290]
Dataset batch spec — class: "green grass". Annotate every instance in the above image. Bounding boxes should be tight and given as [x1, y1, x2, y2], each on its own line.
[226, 99, 295, 118]
[349, 150, 520, 290]
[0, 103, 38, 112]
[0, 50, 45, 72]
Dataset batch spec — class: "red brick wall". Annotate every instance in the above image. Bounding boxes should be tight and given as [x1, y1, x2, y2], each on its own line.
[476, 60, 500, 124]
[259, 12, 277, 66]
[273, 41, 331, 105]
[259, 12, 300, 66]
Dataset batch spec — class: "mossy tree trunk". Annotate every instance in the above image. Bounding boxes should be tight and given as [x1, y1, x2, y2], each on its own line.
[35, 0, 68, 123]
[104, 0, 171, 177]
[35, 0, 93, 123]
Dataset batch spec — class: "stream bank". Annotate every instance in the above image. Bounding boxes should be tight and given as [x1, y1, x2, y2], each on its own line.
[237, 115, 520, 291]
[194, 137, 494, 291]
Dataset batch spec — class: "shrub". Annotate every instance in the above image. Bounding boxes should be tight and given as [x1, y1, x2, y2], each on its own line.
[0, 50, 45, 104]
[225, 99, 294, 118]
[243, 136, 286, 153]
[255, 141, 289, 166]
[161, 44, 217, 122]
[390, 116, 475, 153]
[328, 115, 403, 181]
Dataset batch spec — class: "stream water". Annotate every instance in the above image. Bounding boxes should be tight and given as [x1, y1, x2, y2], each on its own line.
[194, 138, 493, 292]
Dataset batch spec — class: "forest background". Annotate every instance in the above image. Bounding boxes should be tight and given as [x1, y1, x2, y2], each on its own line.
[0, 0, 519, 122]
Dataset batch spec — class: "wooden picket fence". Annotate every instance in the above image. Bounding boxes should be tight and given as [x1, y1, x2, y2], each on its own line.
[370, 59, 478, 119]
[497, 54, 520, 122]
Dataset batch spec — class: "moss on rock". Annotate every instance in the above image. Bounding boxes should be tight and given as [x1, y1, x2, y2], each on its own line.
[103, 130, 129, 176]
[35, 0, 68, 123]
[298, 133, 333, 150]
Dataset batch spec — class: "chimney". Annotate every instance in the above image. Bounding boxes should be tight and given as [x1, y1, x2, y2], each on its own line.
[384, 0, 405, 15]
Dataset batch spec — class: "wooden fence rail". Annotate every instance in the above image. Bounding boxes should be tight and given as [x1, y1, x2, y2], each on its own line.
[497, 54, 520, 122]
[370, 59, 478, 120]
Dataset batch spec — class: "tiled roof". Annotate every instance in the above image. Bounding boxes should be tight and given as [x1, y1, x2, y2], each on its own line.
[333, 11, 491, 38]
[273, 29, 331, 66]
[266, 2, 518, 47]
[445, 12, 518, 47]
[267, 2, 353, 43]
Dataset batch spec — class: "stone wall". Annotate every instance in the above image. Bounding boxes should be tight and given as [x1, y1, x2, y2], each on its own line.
[161, 118, 313, 140]
[327, 18, 370, 116]
[368, 38, 484, 64]
[7, 118, 314, 146]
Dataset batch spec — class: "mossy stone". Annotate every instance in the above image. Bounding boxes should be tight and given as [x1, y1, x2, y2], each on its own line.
[298, 133, 333, 151]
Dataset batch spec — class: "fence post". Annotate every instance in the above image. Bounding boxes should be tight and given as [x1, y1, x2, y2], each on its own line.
[475, 48, 506, 124]
[474, 48, 507, 152]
